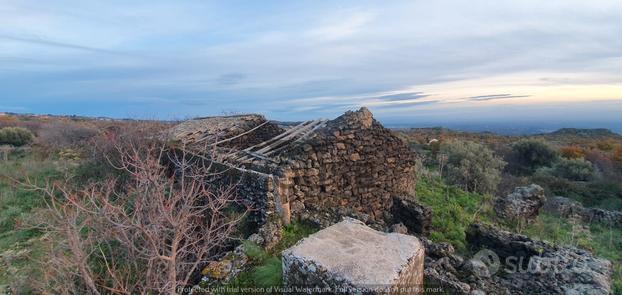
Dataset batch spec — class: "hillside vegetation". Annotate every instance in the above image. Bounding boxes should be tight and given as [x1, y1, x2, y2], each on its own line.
[399, 127, 622, 210]
[400, 127, 622, 293]
[0, 113, 621, 293]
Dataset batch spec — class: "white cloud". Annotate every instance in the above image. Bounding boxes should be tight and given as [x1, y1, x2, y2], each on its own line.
[307, 12, 374, 42]
[0, 0, 621, 122]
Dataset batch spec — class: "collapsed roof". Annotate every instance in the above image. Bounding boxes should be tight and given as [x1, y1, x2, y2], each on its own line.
[167, 112, 333, 166]
[166, 114, 276, 147]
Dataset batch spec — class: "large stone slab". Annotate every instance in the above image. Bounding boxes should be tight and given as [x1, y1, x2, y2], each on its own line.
[282, 218, 424, 294]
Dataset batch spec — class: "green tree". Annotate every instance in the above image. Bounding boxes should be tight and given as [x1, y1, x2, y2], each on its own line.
[0, 127, 34, 146]
[440, 140, 506, 194]
[511, 139, 558, 173]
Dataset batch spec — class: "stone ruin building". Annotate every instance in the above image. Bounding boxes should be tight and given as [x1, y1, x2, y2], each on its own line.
[167, 107, 613, 294]
[167, 107, 427, 246]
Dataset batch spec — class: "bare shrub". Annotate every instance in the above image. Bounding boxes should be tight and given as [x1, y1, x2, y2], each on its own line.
[29, 141, 246, 294]
[75, 121, 169, 184]
[585, 149, 620, 180]
[0, 116, 45, 133]
[560, 146, 585, 159]
[36, 121, 98, 150]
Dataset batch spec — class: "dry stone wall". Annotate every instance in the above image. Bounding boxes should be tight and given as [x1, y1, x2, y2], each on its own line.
[278, 108, 417, 228]
[543, 196, 622, 227]
[209, 162, 281, 245]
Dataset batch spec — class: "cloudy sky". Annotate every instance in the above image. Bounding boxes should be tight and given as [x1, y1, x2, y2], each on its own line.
[1, 0, 622, 128]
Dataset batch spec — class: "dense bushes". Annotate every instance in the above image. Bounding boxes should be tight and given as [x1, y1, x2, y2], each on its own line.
[439, 140, 506, 194]
[559, 146, 585, 159]
[36, 121, 98, 149]
[613, 146, 622, 166]
[510, 139, 558, 174]
[551, 158, 595, 181]
[0, 127, 34, 146]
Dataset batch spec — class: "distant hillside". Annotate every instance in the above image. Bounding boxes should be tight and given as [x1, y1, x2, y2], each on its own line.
[546, 128, 621, 138]
[385, 121, 622, 136]
[394, 127, 622, 150]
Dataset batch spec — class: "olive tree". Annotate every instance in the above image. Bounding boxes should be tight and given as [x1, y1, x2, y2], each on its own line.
[440, 140, 506, 194]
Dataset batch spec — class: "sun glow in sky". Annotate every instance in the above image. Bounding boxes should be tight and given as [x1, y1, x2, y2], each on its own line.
[1, 0, 621, 128]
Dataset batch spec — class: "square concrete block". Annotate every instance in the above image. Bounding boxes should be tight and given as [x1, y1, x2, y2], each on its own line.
[282, 218, 424, 294]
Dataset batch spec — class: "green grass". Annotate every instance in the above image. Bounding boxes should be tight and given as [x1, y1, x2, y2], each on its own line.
[0, 152, 65, 293]
[271, 219, 319, 255]
[417, 175, 621, 293]
[216, 220, 319, 293]
[214, 242, 282, 294]
[415, 176, 495, 251]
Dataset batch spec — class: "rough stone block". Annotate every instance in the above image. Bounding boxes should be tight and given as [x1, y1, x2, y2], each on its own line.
[494, 184, 545, 221]
[282, 218, 424, 294]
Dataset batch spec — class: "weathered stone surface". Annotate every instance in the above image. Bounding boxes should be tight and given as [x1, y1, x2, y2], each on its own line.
[421, 237, 486, 295]
[422, 224, 612, 294]
[498, 247, 613, 295]
[466, 223, 613, 295]
[494, 184, 546, 221]
[391, 196, 432, 236]
[390, 222, 408, 234]
[462, 259, 490, 279]
[421, 238, 455, 259]
[466, 223, 550, 260]
[544, 196, 622, 227]
[282, 218, 425, 294]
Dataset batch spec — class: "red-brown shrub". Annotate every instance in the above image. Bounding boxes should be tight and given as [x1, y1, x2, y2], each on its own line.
[560, 146, 585, 159]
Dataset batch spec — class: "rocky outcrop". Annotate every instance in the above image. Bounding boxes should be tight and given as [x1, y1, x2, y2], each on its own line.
[498, 247, 613, 295]
[466, 223, 551, 260]
[494, 184, 546, 221]
[282, 218, 425, 294]
[421, 237, 510, 295]
[421, 224, 613, 294]
[466, 223, 612, 294]
[391, 196, 432, 236]
[544, 196, 622, 227]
